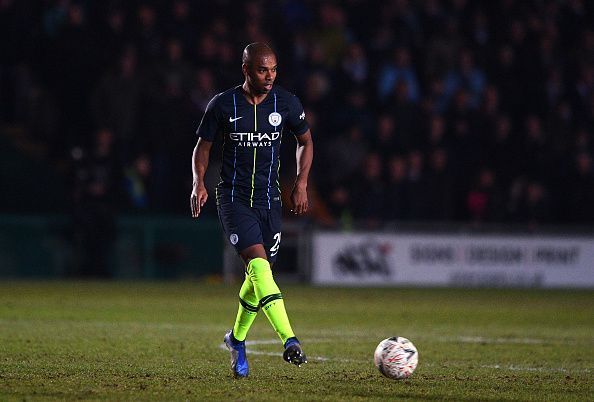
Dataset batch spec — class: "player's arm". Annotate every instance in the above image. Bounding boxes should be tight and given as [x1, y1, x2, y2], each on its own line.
[191, 138, 213, 218]
[191, 93, 220, 218]
[291, 129, 313, 215]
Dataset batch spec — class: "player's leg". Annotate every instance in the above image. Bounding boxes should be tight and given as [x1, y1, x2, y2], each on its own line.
[218, 201, 262, 340]
[218, 201, 262, 377]
[244, 206, 306, 366]
[232, 272, 259, 341]
[241, 250, 306, 366]
[240, 245, 296, 345]
[223, 271, 256, 377]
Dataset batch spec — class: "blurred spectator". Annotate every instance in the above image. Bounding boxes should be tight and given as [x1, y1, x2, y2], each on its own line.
[384, 154, 409, 221]
[42, 0, 69, 38]
[423, 114, 448, 151]
[491, 44, 523, 118]
[282, 0, 313, 31]
[510, 179, 553, 227]
[52, 2, 96, 149]
[322, 123, 368, 186]
[443, 49, 486, 109]
[336, 89, 375, 136]
[143, 38, 194, 213]
[564, 151, 594, 223]
[325, 183, 354, 230]
[574, 128, 593, 154]
[166, 0, 197, 54]
[352, 152, 385, 227]
[124, 152, 152, 211]
[96, 6, 127, 69]
[91, 47, 142, 159]
[301, 71, 332, 117]
[71, 128, 122, 277]
[466, 167, 503, 223]
[134, 3, 162, 64]
[467, 8, 491, 66]
[478, 85, 501, 133]
[524, 181, 552, 225]
[489, 114, 518, 191]
[425, 148, 455, 221]
[545, 68, 566, 110]
[519, 115, 551, 179]
[406, 150, 429, 220]
[425, 15, 463, 79]
[572, 63, 594, 121]
[339, 42, 369, 88]
[315, 3, 349, 68]
[371, 114, 401, 159]
[190, 68, 217, 115]
[448, 115, 484, 218]
[2, 0, 594, 228]
[383, 81, 422, 148]
[377, 46, 420, 102]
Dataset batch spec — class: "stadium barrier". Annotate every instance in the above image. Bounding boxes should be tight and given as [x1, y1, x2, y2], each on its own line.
[0, 215, 222, 278]
[5, 214, 594, 288]
[310, 230, 594, 288]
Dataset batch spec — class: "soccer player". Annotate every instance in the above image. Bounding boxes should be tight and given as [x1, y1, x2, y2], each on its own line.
[190, 43, 313, 378]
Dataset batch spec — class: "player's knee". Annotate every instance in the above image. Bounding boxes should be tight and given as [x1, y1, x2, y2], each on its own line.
[240, 244, 268, 265]
[247, 257, 271, 277]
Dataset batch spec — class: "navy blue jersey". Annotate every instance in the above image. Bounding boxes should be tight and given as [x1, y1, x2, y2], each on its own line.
[196, 85, 309, 209]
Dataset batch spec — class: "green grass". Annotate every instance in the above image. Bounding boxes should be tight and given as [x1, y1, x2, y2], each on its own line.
[0, 282, 592, 401]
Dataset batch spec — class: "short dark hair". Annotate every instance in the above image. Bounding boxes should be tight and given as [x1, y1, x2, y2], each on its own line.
[242, 42, 276, 65]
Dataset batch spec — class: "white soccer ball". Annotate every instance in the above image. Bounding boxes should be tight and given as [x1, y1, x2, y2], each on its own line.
[374, 337, 418, 380]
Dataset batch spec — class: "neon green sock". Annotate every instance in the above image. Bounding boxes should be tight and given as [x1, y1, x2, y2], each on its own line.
[247, 258, 295, 344]
[232, 274, 259, 342]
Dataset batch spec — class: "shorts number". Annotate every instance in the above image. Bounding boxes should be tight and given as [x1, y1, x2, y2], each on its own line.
[270, 232, 281, 256]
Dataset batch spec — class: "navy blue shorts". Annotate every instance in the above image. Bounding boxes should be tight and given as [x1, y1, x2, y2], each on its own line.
[217, 201, 282, 264]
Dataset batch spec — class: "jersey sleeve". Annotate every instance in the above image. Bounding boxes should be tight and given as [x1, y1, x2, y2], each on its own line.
[195, 94, 221, 141]
[285, 94, 309, 136]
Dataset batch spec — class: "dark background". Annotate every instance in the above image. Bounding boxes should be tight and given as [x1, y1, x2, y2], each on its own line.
[2, 1, 594, 278]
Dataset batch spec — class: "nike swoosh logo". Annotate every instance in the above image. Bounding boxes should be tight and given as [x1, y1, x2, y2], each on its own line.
[229, 116, 243, 122]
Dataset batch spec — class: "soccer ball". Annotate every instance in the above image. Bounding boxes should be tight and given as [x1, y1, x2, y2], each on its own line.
[374, 337, 418, 380]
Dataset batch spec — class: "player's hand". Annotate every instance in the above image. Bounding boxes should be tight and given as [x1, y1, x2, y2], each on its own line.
[290, 182, 308, 215]
[191, 183, 208, 218]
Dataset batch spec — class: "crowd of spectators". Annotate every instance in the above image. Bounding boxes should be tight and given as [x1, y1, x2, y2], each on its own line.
[2, 0, 594, 228]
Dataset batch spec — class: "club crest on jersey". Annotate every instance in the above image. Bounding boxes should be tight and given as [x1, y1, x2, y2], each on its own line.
[268, 112, 282, 126]
[230, 234, 239, 245]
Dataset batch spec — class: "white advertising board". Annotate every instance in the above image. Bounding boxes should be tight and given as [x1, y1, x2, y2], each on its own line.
[311, 232, 594, 288]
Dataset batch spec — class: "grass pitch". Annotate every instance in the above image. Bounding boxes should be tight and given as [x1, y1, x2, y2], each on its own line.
[0, 282, 592, 401]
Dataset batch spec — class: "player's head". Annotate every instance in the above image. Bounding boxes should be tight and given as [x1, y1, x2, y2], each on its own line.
[242, 42, 277, 95]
